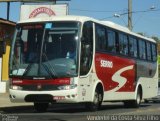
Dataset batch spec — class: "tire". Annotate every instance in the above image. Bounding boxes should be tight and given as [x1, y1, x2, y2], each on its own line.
[34, 102, 49, 112]
[124, 88, 142, 108]
[144, 99, 149, 103]
[85, 88, 103, 111]
[133, 88, 142, 108]
[153, 101, 158, 103]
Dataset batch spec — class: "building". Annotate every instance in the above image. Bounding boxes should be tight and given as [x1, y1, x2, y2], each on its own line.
[0, 18, 15, 93]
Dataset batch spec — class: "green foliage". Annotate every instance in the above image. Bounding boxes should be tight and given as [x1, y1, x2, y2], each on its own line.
[158, 56, 160, 64]
[137, 32, 146, 36]
[152, 36, 160, 43]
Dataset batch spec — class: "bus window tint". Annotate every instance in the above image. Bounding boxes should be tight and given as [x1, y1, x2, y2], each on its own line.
[146, 42, 152, 61]
[80, 21, 93, 75]
[95, 25, 107, 51]
[107, 30, 116, 53]
[139, 40, 146, 60]
[151, 44, 157, 61]
[129, 37, 138, 58]
[119, 33, 128, 55]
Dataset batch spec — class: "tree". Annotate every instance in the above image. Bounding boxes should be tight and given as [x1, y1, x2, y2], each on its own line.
[137, 32, 145, 36]
[151, 36, 160, 43]
[137, 33, 160, 43]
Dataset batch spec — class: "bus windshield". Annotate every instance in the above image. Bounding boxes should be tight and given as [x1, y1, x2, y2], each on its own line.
[9, 22, 80, 79]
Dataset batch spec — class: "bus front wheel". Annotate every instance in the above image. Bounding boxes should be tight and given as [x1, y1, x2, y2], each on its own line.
[85, 88, 103, 111]
[34, 102, 49, 112]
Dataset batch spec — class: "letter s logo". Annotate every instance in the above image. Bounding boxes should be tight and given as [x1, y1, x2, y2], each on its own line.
[110, 65, 134, 92]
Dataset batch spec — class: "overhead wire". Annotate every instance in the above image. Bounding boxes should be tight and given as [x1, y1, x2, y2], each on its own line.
[100, 8, 160, 20]
[70, 8, 127, 13]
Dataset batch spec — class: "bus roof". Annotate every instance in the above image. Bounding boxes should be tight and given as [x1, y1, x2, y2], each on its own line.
[18, 15, 156, 43]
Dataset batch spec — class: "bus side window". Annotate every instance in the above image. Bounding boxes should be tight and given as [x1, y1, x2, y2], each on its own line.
[151, 44, 157, 61]
[106, 30, 116, 53]
[146, 42, 152, 61]
[95, 24, 106, 52]
[129, 36, 138, 58]
[138, 40, 146, 60]
[80, 21, 93, 76]
[119, 33, 128, 55]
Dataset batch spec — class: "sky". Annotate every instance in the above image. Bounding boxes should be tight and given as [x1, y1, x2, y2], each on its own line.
[0, 0, 160, 38]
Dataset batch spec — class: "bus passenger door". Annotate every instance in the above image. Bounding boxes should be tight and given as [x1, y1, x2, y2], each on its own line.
[78, 21, 94, 102]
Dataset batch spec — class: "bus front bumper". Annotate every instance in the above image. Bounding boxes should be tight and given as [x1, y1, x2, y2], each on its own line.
[9, 89, 78, 103]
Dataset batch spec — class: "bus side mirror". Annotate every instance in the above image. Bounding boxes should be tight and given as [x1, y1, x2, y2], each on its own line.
[0, 41, 6, 56]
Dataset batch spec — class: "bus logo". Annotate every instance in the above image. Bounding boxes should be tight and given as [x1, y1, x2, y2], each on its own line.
[100, 60, 113, 68]
[111, 65, 134, 92]
[37, 84, 42, 90]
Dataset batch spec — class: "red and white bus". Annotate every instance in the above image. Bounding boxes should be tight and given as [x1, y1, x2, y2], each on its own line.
[9, 16, 158, 112]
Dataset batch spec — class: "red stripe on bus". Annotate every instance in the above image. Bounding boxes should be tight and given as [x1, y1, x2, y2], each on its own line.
[11, 78, 71, 85]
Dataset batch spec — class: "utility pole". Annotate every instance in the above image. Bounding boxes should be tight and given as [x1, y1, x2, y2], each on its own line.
[128, 0, 132, 31]
[7, 2, 10, 20]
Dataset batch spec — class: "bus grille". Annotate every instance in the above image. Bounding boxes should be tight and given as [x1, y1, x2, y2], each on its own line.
[24, 94, 55, 102]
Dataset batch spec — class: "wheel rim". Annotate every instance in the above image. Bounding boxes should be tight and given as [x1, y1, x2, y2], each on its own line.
[137, 91, 141, 105]
[93, 91, 99, 105]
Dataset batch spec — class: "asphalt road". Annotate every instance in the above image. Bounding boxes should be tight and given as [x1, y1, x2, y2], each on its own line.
[0, 102, 160, 121]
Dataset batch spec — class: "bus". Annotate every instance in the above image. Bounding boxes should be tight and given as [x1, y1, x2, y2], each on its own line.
[9, 16, 158, 112]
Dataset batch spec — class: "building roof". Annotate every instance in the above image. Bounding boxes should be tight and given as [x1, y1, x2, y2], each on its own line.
[0, 18, 16, 26]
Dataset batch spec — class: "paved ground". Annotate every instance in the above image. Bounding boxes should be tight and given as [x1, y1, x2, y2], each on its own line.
[0, 93, 160, 121]
[0, 93, 32, 108]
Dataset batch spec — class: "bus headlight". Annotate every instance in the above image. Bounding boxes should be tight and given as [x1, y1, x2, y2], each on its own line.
[11, 85, 23, 90]
[58, 84, 77, 90]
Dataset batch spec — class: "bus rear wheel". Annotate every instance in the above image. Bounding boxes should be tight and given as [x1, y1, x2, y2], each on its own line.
[34, 102, 49, 112]
[133, 88, 142, 107]
[124, 88, 142, 108]
[85, 88, 103, 111]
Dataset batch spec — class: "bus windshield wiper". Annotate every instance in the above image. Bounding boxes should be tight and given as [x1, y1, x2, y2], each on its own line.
[12, 55, 19, 71]
[22, 63, 34, 77]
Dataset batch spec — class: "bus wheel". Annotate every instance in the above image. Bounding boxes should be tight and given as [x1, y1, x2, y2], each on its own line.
[124, 88, 142, 108]
[133, 88, 142, 108]
[85, 88, 102, 111]
[34, 102, 49, 112]
[144, 99, 149, 103]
